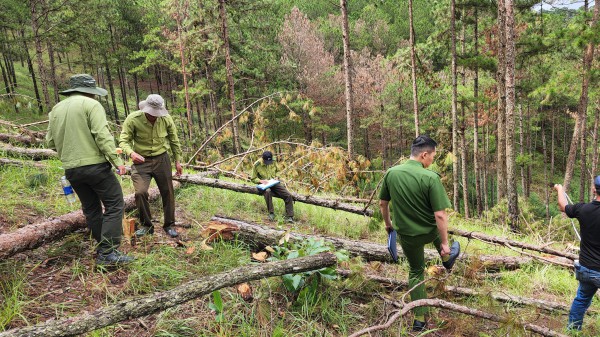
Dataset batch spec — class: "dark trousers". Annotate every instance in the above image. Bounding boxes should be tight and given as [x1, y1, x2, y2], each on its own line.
[263, 184, 294, 217]
[65, 162, 124, 253]
[131, 152, 175, 228]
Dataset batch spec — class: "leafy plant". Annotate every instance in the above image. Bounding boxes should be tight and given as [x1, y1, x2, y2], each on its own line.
[268, 238, 349, 297]
[208, 290, 224, 323]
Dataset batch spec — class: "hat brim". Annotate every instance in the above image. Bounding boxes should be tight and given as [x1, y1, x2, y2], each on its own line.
[59, 87, 108, 96]
[139, 100, 169, 117]
[263, 159, 274, 165]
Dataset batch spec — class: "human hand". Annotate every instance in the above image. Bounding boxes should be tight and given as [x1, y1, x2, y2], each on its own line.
[117, 165, 126, 175]
[385, 224, 394, 234]
[553, 184, 563, 192]
[439, 242, 450, 257]
[260, 180, 268, 184]
[175, 161, 183, 176]
[131, 152, 145, 164]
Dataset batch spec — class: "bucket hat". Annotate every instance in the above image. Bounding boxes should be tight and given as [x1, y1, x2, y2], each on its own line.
[139, 94, 168, 117]
[59, 74, 108, 96]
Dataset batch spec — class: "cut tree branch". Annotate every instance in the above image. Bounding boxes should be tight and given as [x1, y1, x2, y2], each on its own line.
[0, 143, 57, 160]
[0, 133, 44, 146]
[0, 253, 337, 337]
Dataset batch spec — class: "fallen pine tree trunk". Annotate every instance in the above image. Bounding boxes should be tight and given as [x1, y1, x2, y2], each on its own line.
[176, 175, 374, 216]
[335, 269, 572, 314]
[0, 252, 337, 337]
[0, 182, 180, 260]
[0, 132, 44, 146]
[211, 215, 539, 271]
[0, 158, 46, 168]
[0, 142, 57, 160]
[348, 298, 568, 337]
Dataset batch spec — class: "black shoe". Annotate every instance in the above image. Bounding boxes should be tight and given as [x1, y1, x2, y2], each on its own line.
[442, 241, 461, 270]
[286, 216, 295, 224]
[412, 320, 427, 332]
[96, 250, 134, 266]
[135, 226, 154, 238]
[164, 226, 179, 238]
[268, 213, 275, 221]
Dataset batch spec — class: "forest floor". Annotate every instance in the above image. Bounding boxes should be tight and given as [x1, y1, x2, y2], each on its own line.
[0, 120, 598, 336]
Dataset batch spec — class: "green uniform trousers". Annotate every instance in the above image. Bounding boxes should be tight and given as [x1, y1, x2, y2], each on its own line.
[131, 152, 175, 228]
[399, 228, 442, 317]
[65, 162, 124, 253]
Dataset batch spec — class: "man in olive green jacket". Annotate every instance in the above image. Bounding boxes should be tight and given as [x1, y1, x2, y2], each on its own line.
[46, 74, 133, 266]
[251, 151, 294, 222]
[119, 94, 182, 238]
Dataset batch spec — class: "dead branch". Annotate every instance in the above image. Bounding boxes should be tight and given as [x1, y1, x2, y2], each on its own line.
[0, 253, 337, 337]
[0, 133, 44, 146]
[349, 298, 568, 337]
[0, 158, 46, 168]
[0, 142, 57, 160]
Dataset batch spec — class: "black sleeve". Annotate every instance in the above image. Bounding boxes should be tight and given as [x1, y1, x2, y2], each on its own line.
[565, 203, 584, 218]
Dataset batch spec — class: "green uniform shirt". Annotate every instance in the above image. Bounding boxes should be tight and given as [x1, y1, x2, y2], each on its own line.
[251, 159, 279, 184]
[46, 94, 123, 170]
[119, 111, 182, 162]
[379, 159, 451, 236]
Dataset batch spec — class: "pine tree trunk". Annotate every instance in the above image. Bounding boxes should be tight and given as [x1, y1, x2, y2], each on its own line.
[30, 0, 51, 109]
[542, 117, 550, 219]
[460, 13, 469, 218]
[340, 0, 355, 158]
[484, 123, 489, 210]
[496, 0, 507, 200]
[117, 65, 129, 117]
[451, 0, 460, 212]
[409, 0, 419, 136]
[504, 0, 519, 230]
[104, 57, 119, 125]
[175, 8, 193, 139]
[519, 104, 525, 194]
[591, 101, 599, 187]
[473, 7, 482, 215]
[218, 0, 241, 154]
[46, 41, 59, 105]
[20, 29, 42, 113]
[133, 72, 140, 105]
[0, 53, 10, 95]
[564, 0, 598, 192]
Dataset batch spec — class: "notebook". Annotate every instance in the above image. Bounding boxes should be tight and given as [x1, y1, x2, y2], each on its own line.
[256, 179, 280, 191]
[387, 229, 399, 263]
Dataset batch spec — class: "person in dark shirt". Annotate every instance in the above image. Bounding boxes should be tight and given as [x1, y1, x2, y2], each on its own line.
[554, 176, 600, 331]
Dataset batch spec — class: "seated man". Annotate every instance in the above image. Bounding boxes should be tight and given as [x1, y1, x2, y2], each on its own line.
[251, 151, 294, 223]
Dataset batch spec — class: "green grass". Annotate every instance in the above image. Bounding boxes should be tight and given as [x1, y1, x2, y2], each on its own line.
[0, 262, 29, 330]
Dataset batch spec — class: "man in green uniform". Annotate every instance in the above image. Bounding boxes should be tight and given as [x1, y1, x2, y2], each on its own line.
[119, 94, 182, 238]
[379, 135, 460, 331]
[46, 74, 133, 266]
[251, 151, 294, 222]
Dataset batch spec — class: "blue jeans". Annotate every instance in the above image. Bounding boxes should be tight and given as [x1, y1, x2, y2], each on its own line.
[568, 262, 600, 330]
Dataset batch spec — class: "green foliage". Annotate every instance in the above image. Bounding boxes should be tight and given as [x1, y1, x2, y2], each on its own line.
[0, 262, 28, 330]
[208, 291, 224, 323]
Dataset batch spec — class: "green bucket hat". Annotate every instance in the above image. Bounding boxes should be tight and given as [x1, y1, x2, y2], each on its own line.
[59, 74, 108, 96]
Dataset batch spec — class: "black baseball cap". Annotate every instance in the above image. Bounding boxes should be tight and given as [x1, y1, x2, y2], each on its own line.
[262, 151, 274, 165]
[595, 175, 600, 191]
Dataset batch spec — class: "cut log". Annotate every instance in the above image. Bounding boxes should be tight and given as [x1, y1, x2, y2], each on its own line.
[0, 182, 180, 260]
[211, 215, 539, 271]
[0, 253, 337, 337]
[175, 175, 374, 216]
[0, 143, 57, 160]
[336, 269, 572, 313]
[0, 158, 46, 168]
[0, 133, 44, 146]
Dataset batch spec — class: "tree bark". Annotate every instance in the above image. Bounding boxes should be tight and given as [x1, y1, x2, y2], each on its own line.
[176, 175, 374, 216]
[496, 0, 507, 200]
[174, 6, 193, 138]
[0, 253, 337, 337]
[104, 57, 119, 125]
[591, 101, 599, 190]
[0, 184, 178, 260]
[409, 0, 419, 136]
[0, 143, 57, 160]
[504, 0, 519, 230]
[20, 29, 43, 113]
[0, 133, 44, 146]
[473, 7, 482, 216]
[47, 41, 60, 105]
[451, 0, 460, 212]
[218, 0, 241, 154]
[564, 0, 598, 192]
[212, 215, 536, 271]
[0, 158, 46, 169]
[340, 0, 355, 157]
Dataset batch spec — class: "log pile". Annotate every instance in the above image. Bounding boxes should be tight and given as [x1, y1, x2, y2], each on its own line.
[0, 142, 57, 160]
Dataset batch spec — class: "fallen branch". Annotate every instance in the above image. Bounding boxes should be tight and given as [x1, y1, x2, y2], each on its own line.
[0, 142, 57, 160]
[449, 228, 578, 261]
[0, 133, 44, 146]
[0, 182, 180, 260]
[0, 119, 46, 138]
[0, 253, 337, 337]
[348, 298, 568, 337]
[176, 175, 374, 216]
[335, 269, 572, 313]
[212, 215, 533, 271]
